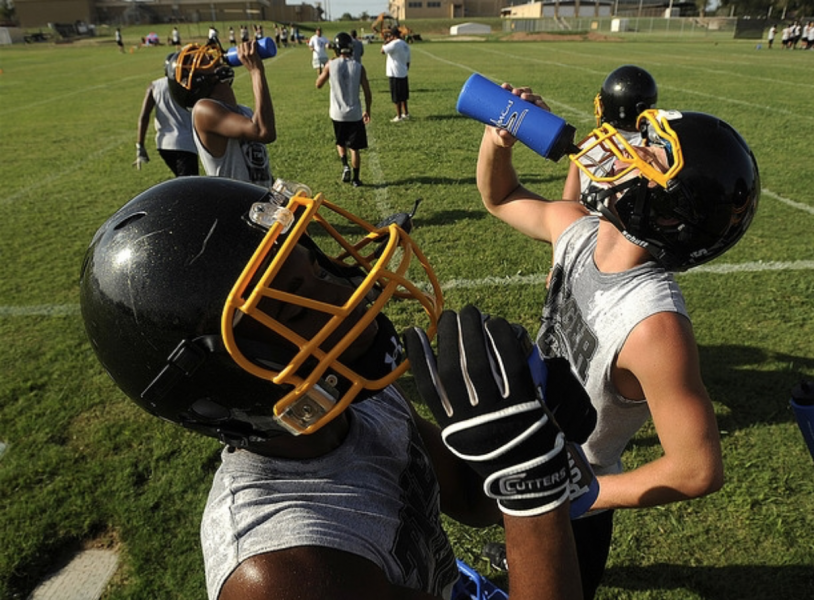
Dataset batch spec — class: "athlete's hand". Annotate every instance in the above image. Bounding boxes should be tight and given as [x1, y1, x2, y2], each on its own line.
[132, 143, 149, 170]
[238, 40, 264, 71]
[404, 305, 570, 517]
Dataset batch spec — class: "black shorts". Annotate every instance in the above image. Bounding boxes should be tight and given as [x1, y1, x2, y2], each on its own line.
[158, 149, 200, 177]
[572, 509, 614, 599]
[332, 120, 368, 151]
[389, 77, 409, 104]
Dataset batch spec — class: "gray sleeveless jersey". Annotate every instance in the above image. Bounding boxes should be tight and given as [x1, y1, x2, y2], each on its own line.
[328, 57, 363, 122]
[193, 100, 272, 187]
[200, 386, 458, 600]
[151, 77, 197, 153]
[537, 216, 688, 476]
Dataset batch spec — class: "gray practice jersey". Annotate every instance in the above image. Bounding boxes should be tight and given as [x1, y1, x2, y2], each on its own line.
[537, 216, 689, 476]
[328, 57, 364, 122]
[151, 77, 197, 153]
[200, 386, 459, 600]
[193, 100, 271, 187]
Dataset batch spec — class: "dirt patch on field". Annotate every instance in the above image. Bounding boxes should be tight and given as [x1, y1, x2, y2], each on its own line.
[504, 31, 623, 42]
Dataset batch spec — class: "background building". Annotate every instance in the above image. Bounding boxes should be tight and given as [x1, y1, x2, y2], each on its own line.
[501, 1, 614, 18]
[15, 0, 323, 29]
[388, 0, 506, 19]
[388, 0, 697, 20]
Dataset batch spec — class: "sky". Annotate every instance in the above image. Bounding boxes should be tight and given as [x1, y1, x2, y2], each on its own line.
[319, 0, 390, 20]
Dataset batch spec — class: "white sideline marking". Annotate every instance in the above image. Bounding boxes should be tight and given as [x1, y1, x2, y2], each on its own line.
[519, 45, 814, 92]
[3, 76, 147, 117]
[440, 260, 814, 290]
[3, 261, 813, 318]
[364, 129, 394, 216]
[762, 189, 814, 216]
[416, 47, 594, 122]
[419, 45, 814, 123]
[0, 136, 131, 206]
[28, 549, 118, 600]
[1, 305, 79, 316]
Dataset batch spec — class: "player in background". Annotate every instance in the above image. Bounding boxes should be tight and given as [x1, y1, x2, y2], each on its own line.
[316, 32, 372, 188]
[381, 27, 411, 122]
[166, 39, 276, 187]
[562, 65, 658, 202]
[351, 29, 365, 64]
[308, 27, 331, 75]
[134, 53, 199, 177]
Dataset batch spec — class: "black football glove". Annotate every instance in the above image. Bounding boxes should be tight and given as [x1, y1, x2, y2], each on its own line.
[519, 328, 600, 518]
[510, 325, 596, 445]
[543, 356, 596, 445]
[404, 305, 570, 517]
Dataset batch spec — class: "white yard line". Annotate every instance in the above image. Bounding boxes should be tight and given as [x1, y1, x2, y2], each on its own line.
[4, 260, 812, 318]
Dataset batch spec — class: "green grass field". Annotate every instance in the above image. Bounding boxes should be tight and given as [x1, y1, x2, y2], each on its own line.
[1, 22, 813, 599]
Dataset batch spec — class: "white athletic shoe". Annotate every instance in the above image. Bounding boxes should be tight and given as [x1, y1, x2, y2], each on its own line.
[390, 115, 402, 122]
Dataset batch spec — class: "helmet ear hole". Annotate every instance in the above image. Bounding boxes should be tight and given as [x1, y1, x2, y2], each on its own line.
[113, 212, 146, 231]
[189, 398, 231, 422]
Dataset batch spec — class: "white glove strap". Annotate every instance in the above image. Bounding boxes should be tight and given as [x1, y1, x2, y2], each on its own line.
[441, 400, 547, 462]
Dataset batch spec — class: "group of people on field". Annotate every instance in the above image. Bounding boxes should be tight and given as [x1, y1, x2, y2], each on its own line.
[113, 28, 762, 600]
[135, 28, 409, 187]
[768, 21, 814, 49]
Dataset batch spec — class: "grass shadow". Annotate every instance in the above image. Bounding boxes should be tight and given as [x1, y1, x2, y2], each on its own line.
[700, 344, 814, 431]
[603, 563, 814, 600]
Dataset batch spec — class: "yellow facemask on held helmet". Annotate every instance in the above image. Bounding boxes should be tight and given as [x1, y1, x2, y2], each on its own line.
[80, 177, 443, 443]
[166, 40, 235, 108]
[571, 109, 760, 271]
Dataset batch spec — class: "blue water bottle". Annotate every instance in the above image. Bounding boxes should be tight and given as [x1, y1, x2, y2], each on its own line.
[456, 73, 578, 162]
[225, 37, 277, 67]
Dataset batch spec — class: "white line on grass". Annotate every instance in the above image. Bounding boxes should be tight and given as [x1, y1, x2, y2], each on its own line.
[0, 135, 132, 206]
[414, 46, 594, 122]
[524, 45, 814, 92]
[440, 260, 814, 290]
[659, 85, 814, 122]
[4, 260, 812, 318]
[1, 74, 150, 117]
[364, 129, 394, 216]
[762, 189, 814, 216]
[420, 45, 814, 123]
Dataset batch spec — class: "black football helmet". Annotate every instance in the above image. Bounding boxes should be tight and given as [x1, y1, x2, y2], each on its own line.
[79, 177, 443, 442]
[334, 32, 353, 56]
[166, 41, 235, 108]
[594, 65, 658, 131]
[571, 110, 760, 271]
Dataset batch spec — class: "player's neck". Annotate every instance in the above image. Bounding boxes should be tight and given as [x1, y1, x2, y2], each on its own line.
[594, 220, 652, 273]
[210, 84, 237, 106]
